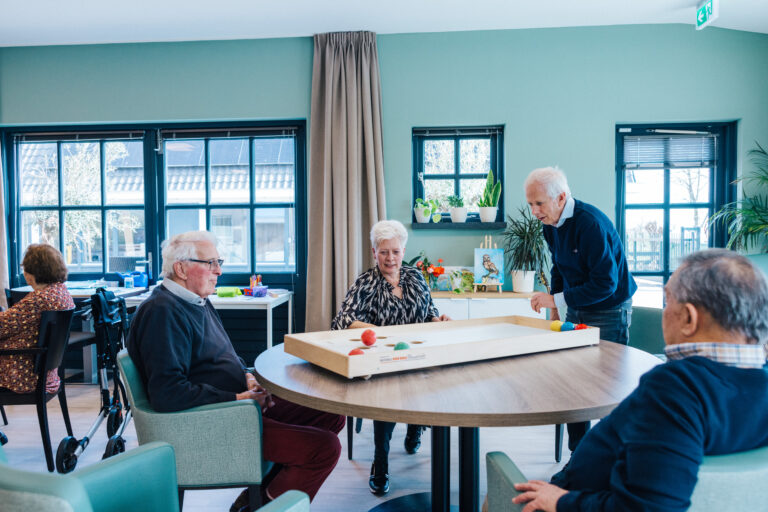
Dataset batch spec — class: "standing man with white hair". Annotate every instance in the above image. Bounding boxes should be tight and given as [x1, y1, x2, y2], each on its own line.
[525, 167, 637, 455]
[127, 231, 345, 510]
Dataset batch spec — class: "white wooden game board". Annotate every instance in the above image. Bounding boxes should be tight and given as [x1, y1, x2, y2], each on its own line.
[284, 315, 600, 378]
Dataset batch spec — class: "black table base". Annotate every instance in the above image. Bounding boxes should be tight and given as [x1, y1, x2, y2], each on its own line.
[368, 426, 480, 512]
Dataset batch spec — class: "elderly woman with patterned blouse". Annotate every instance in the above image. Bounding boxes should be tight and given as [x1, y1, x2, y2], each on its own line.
[331, 219, 450, 496]
[0, 244, 74, 395]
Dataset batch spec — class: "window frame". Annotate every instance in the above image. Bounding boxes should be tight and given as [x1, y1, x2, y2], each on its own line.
[412, 125, 505, 229]
[2, 120, 307, 290]
[615, 122, 737, 305]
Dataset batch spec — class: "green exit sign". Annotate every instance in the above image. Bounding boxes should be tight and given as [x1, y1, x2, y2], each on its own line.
[696, 0, 719, 30]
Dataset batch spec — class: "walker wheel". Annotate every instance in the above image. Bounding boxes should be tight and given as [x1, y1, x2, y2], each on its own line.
[56, 436, 79, 473]
[106, 407, 123, 438]
[103, 435, 125, 459]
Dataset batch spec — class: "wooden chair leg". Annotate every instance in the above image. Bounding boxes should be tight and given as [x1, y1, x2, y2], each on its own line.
[0, 405, 7, 426]
[36, 398, 54, 472]
[555, 424, 564, 463]
[248, 484, 263, 511]
[347, 416, 354, 460]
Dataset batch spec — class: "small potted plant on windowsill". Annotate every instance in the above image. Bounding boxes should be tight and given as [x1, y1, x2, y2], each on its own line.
[414, 198, 441, 223]
[447, 195, 467, 223]
[477, 170, 501, 222]
[502, 206, 550, 293]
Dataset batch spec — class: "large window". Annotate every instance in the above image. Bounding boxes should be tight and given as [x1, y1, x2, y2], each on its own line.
[163, 133, 297, 273]
[15, 135, 146, 274]
[616, 123, 736, 307]
[4, 122, 305, 286]
[412, 126, 504, 225]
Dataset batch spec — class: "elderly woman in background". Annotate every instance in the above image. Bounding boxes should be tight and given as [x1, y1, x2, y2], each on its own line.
[0, 244, 74, 394]
[332, 219, 450, 495]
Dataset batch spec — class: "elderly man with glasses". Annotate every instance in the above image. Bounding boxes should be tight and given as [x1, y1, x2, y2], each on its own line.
[127, 231, 345, 510]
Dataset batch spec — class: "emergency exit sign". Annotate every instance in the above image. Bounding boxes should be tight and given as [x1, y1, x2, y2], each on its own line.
[696, 0, 719, 30]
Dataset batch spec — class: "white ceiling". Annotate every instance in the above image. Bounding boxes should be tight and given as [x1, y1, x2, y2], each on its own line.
[1, 0, 767, 47]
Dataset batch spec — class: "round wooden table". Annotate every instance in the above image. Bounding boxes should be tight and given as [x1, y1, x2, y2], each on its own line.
[254, 341, 661, 512]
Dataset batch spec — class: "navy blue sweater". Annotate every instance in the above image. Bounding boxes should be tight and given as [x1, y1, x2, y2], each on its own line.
[127, 285, 247, 412]
[544, 200, 636, 311]
[554, 357, 768, 511]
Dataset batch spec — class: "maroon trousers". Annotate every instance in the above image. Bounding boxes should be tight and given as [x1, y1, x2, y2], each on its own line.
[262, 396, 345, 501]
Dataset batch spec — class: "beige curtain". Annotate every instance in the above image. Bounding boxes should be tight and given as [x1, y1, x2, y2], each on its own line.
[305, 31, 386, 331]
[0, 141, 8, 309]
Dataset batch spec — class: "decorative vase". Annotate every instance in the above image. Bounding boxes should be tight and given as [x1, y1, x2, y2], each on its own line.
[414, 207, 431, 223]
[511, 270, 535, 293]
[479, 206, 498, 223]
[449, 207, 468, 223]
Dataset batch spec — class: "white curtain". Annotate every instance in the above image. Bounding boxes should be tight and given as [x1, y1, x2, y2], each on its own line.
[305, 31, 386, 331]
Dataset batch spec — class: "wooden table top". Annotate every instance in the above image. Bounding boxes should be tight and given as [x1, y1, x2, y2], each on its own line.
[254, 342, 661, 428]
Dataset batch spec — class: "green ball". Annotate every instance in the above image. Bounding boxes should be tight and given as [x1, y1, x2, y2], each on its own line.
[394, 342, 410, 350]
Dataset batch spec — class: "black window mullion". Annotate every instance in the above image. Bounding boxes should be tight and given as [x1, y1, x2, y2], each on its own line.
[100, 140, 107, 273]
[205, 138, 211, 230]
[453, 137, 460, 198]
[57, 141, 64, 252]
[663, 167, 670, 282]
[250, 137, 256, 273]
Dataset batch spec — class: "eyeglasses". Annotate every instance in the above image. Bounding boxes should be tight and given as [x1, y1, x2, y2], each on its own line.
[186, 258, 224, 270]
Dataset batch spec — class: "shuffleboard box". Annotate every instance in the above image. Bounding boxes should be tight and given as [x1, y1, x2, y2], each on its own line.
[283, 316, 600, 378]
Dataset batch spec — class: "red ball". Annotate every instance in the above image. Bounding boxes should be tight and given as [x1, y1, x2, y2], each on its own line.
[348, 348, 364, 356]
[575, 323, 588, 330]
[361, 329, 377, 346]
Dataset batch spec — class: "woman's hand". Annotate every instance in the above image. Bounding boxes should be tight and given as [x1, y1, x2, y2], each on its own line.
[432, 314, 451, 322]
[349, 320, 376, 329]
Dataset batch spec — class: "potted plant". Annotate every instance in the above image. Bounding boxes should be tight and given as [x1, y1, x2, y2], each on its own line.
[477, 170, 501, 222]
[502, 206, 550, 293]
[414, 198, 439, 223]
[447, 195, 467, 223]
[710, 142, 768, 251]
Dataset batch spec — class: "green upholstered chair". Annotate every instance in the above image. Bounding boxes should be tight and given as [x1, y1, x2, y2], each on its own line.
[485, 445, 768, 512]
[258, 491, 310, 512]
[116, 349, 271, 511]
[0, 441, 179, 512]
[628, 306, 665, 357]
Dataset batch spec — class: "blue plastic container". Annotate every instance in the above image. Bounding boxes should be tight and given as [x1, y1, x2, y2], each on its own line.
[120, 271, 148, 288]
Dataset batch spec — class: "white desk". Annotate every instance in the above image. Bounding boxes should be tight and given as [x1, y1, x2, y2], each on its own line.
[123, 289, 294, 349]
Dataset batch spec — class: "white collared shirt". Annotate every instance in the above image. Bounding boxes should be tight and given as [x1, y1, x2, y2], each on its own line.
[161, 278, 207, 307]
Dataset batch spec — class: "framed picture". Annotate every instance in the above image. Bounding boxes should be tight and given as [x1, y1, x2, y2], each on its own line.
[474, 248, 504, 285]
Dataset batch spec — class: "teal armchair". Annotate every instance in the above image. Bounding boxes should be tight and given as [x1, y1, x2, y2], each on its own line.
[116, 350, 271, 510]
[0, 441, 179, 512]
[485, 445, 768, 512]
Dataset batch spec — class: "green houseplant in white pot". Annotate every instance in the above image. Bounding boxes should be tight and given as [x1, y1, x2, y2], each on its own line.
[477, 170, 501, 222]
[502, 206, 550, 293]
[447, 195, 467, 223]
[414, 198, 439, 223]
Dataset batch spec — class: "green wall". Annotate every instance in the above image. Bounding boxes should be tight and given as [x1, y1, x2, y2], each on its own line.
[2, 24, 767, 272]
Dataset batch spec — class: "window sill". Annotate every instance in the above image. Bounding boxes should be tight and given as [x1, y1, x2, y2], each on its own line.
[411, 221, 506, 230]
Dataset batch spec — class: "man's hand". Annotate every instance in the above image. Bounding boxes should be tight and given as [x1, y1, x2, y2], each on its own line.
[512, 480, 568, 512]
[245, 372, 260, 391]
[432, 314, 451, 322]
[236, 389, 275, 412]
[530, 292, 556, 313]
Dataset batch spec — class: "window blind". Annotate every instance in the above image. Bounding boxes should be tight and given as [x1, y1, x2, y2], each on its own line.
[623, 135, 716, 169]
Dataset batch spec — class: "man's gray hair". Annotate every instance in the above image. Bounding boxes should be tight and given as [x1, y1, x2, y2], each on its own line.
[161, 231, 219, 278]
[525, 167, 572, 199]
[370, 220, 408, 250]
[667, 249, 768, 344]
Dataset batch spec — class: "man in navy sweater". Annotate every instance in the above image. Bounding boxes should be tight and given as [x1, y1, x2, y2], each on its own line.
[512, 249, 768, 511]
[526, 166, 637, 452]
[127, 231, 345, 511]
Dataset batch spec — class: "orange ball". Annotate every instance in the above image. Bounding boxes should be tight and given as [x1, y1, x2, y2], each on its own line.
[361, 329, 377, 346]
[348, 348, 364, 356]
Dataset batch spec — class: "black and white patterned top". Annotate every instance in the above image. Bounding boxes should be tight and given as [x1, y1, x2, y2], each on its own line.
[331, 265, 440, 330]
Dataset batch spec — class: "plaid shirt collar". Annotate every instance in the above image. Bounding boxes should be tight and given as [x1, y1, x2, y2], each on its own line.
[665, 342, 768, 369]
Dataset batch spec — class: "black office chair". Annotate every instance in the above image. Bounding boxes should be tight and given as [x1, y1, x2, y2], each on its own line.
[0, 309, 76, 472]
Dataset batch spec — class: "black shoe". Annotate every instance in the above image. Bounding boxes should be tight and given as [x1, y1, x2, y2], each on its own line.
[404, 425, 424, 454]
[369, 461, 390, 495]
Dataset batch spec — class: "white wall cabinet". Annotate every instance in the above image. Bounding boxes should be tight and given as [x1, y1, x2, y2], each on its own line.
[431, 292, 544, 321]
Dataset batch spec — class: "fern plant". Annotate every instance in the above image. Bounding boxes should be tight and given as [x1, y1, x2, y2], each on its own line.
[710, 142, 768, 252]
[502, 207, 551, 290]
